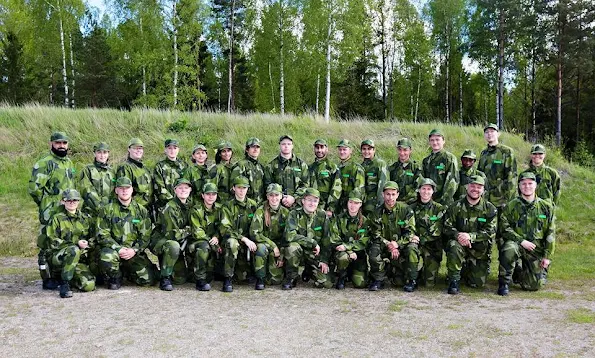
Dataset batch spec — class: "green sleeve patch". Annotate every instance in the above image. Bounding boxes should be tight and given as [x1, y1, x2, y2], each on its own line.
[248, 214, 254, 218]
[477, 217, 487, 223]
[132, 219, 141, 223]
[397, 220, 405, 225]
[367, 172, 376, 177]
[357, 228, 366, 234]
[313, 226, 322, 231]
[429, 216, 438, 221]
[320, 171, 330, 177]
[405, 172, 414, 176]
[293, 168, 302, 172]
[342, 174, 350, 178]
[436, 164, 445, 170]
[493, 160, 502, 164]
[538, 214, 547, 219]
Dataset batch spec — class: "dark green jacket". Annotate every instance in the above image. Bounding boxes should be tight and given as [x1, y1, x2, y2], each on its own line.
[47, 206, 92, 252]
[78, 160, 114, 215]
[334, 211, 369, 253]
[389, 159, 422, 204]
[369, 202, 416, 247]
[308, 157, 342, 212]
[231, 155, 266, 203]
[521, 164, 561, 206]
[265, 154, 310, 196]
[250, 203, 290, 249]
[285, 207, 335, 263]
[97, 199, 152, 252]
[422, 149, 459, 206]
[153, 157, 187, 209]
[210, 162, 233, 202]
[477, 143, 517, 207]
[116, 157, 153, 208]
[408, 200, 445, 244]
[443, 197, 497, 244]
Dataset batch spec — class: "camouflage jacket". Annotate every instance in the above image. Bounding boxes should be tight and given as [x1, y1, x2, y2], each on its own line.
[78, 160, 114, 216]
[501, 196, 556, 259]
[443, 197, 497, 244]
[285, 207, 335, 263]
[221, 197, 259, 241]
[265, 154, 310, 197]
[189, 201, 224, 243]
[97, 199, 152, 252]
[337, 157, 365, 207]
[521, 164, 561, 206]
[408, 200, 445, 244]
[46, 206, 92, 252]
[153, 157, 187, 209]
[361, 157, 389, 208]
[116, 157, 153, 208]
[456, 167, 487, 200]
[210, 162, 233, 202]
[308, 157, 342, 213]
[369, 203, 416, 247]
[422, 149, 459, 206]
[333, 212, 369, 253]
[250, 203, 290, 249]
[231, 155, 266, 203]
[154, 197, 192, 244]
[183, 163, 210, 204]
[389, 159, 422, 204]
[477, 144, 517, 207]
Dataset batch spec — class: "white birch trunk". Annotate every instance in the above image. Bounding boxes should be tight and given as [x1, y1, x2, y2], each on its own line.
[279, 0, 285, 115]
[173, 1, 178, 108]
[414, 66, 421, 122]
[324, 5, 332, 124]
[269, 62, 276, 110]
[57, 0, 69, 107]
[315, 72, 319, 114]
[69, 33, 75, 108]
[227, 0, 236, 113]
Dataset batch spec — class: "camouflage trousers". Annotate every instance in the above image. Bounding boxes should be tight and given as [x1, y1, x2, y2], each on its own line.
[153, 239, 188, 284]
[223, 238, 254, 280]
[188, 240, 218, 282]
[51, 246, 96, 292]
[446, 239, 490, 288]
[335, 250, 368, 288]
[284, 242, 333, 288]
[254, 244, 285, 285]
[99, 248, 155, 286]
[498, 241, 548, 291]
[369, 242, 420, 285]
[419, 239, 443, 287]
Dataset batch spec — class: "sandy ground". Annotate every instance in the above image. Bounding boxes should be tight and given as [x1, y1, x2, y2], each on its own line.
[1, 257, 594, 357]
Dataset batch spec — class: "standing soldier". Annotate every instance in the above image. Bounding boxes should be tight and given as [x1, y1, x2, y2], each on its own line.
[97, 177, 155, 289]
[231, 137, 266, 203]
[308, 139, 342, 217]
[153, 139, 187, 212]
[520, 144, 561, 206]
[183, 144, 210, 204]
[361, 139, 389, 215]
[283, 188, 335, 290]
[456, 149, 487, 200]
[46, 189, 96, 298]
[29, 131, 76, 290]
[444, 176, 497, 294]
[116, 138, 153, 209]
[265, 135, 309, 208]
[498, 172, 555, 295]
[210, 141, 234, 203]
[389, 138, 422, 205]
[422, 129, 459, 206]
[336, 139, 365, 214]
[250, 183, 290, 290]
[409, 178, 445, 287]
[368, 181, 417, 292]
[78, 142, 114, 216]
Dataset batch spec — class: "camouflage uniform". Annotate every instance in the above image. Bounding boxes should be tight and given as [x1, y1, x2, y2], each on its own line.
[422, 148, 459, 207]
[184, 163, 210, 204]
[336, 140, 366, 213]
[308, 155, 342, 214]
[78, 143, 114, 216]
[333, 210, 369, 288]
[389, 138, 423, 205]
[477, 141, 517, 209]
[361, 140, 389, 215]
[210, 163, 233, 203]
[231, 138, 266, 203]
[456, 150, 487, 200]
[265, 149, 310, 200]
[521, 163, 560, 207]
[153, 154, 187, 211]
[116, 140, 153, 209]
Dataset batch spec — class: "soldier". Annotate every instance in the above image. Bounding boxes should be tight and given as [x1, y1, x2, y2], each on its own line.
[265, 135, 309, 208]
[444, 175, 497, 294]
[368, 181, 417, 292]
[250, 183, 290, 290]
[220, 176, 259, 292]
[116, 138, 153, 209]
[183, 144, 210, 204]
[336, 139, 365, 214]
[150, 178, 193, 291]
[498, 172, 555, 295]
[46, 189, 96, 298]
[282, 188, 335, 290]
[210, 140, 234, 203]
[29, 131, 76, 290]
[361, 139, 389, 215]
[456, 149, 487, 200]
[520, 144, 561, 206]
[189, 182, 225, 291]
[389, 138, 422, 205]
[231, 137, 266, 203]
[333, 189, 369, 289]
[308, 139, 342, 217]
[97, 177, 155, 289]
[153, 139, 187, 212]
[408, 178, 445, 287]
[78, 142, 114, 216]
[422, 129, 458, 206]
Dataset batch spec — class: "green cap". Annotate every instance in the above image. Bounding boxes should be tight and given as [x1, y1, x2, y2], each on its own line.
[192, 144, 207, 153]
[348, 189, 363, 203]
[50, 132, 69, 142]
[428, 129, 444, 138]
[233, 175, 250, 188]
[279, 134, 293, 143]
[128, 138, 144, 147]
[202, 182, 218, 194]
[266, 183, 283, 195]
[217, 140, 232, 151]
[314, 139, 328, 146]
[531, 144, 546, 154]
[303, 187, 320, 199]
[337, 139, 352, 148]
[93, 142, 110, 152]
[397, 138, 412, 149]
[418, 178, 437, 189]
[361, 139, 375, 148]
[174, 178, 191, 188]
[62, 188, 81, 201]
[484, 123, 499, 132]
[519, 172, 537, 182]
[461, 149, 477, 160]
[383, 181, 399, 191]
[115, 177, 133, 188]
[469, 175, 485, 186]
[164, 139, 179, 147]
[245, 137, 261, 147]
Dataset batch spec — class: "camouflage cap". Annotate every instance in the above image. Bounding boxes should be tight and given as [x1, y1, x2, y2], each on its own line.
[202, 182, 218, 194]
[233, 175, 250, 188]
[361, 139, 375, 148]
[93, 142, 110, 152]
[192, 144, 207, 153]
[397, 138, 412, 149]
[519, 171, 537, 182]
[217, 140, 233, 151]
[279, 134, 293, 143]
[245, 137, 261, 147]
[50, 132, 69, 142]
[303, 187, 320, 199]
[483, 123, 499, 132]
[383, 181, 399, 191]
[266, 183, 283, 195]
[531, 144, 546, 154]
[418, 178, 437, 190]
[314, 139, 328, 146]
[62, 188, 81, 201]
[128, 138, 144, 147]
[174, 178, 192, 188]
[164, 138, 179, 147]
[461, 149, 477, 160]
[469, 175, 485, 186]
[348, 189, 363, 203]
[337, 139, 352, 148]
[115, 177, 133, 188]
[428, 129, 444, 138]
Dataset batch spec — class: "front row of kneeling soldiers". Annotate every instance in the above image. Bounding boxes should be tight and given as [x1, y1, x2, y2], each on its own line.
[48, 169, 554, 299]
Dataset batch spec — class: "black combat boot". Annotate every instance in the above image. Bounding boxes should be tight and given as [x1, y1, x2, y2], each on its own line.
[281, 278, 293, 290]
[222, 278, 233, 292]
[403, 280, 416, 293]
[160, 276, 173, 291]
[59, 281, 72, 298]
[255, 278, 265, 290]
[42, 278, 60, 290]
[447, 280, 460, 295]
[301, 269, 312, 283]
[107, 277, 121, 290]
[497, 280, 509, 296]
[335, 277, 345, 290]
[196, 280, 211, 291]
[368, 280, 382, 291]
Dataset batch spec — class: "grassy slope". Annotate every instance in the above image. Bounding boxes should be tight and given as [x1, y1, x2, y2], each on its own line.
[0, 105, 593, 281]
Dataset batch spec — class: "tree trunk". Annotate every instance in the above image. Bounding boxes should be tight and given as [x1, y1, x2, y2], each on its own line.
[414, 66, 421, 122]
[497, 9, 505, 129]
[140, 17, 146, 98]
[445, 21, 450, 123]
[57, 0, 69, 107]
[324, 4, 332, 124]
[531, 51, 536, 140]
[269, 61, 276, 110]
[380, 4, 387, 119]
[173, 1, 178, 108]
[69, 33, 75, 108]
[279, 0, 285, 115]
[227, 0, 236, 113]
[315, 72, 320, 114]
[459, 70, 463, 124]
[556, 2, 564, 147]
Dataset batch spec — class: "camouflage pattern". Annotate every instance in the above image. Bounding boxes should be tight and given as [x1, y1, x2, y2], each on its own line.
[456, 167, 487, 200]
[153, 157, 187, 210]
[444, 197, 497, 287]
[477, 144, 517, 208]
[183, 163, 210, 204]
[210, 162, 233, 202]
[389, 159, 422, 204]
[97, 199, 155, 285]
[520, 164, 561, 206]
[337, 157, 366, 212]
[284, 207, 335, 288]
[408, 199, 445, 286]
[265, 154, 310, 197]
[231, 154, 267, 203]
[250, 203, 290, 284]
[422, 149, 459, 206]
[189, 200, 225, 281]
[361, 157, 389, 214]
[499, 196, 556, 290]
[333, 211, 370, 288]
[116, 157, 153, 208]
[220, 197, 258, 280]
[78, 160, 114, 216]
[308, 157, 342, 213]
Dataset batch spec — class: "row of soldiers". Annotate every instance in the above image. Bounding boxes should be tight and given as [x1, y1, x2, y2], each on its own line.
[29, 125, 560, 298]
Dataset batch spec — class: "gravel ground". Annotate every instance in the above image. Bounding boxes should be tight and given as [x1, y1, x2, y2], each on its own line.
[1, 257, 594, 357]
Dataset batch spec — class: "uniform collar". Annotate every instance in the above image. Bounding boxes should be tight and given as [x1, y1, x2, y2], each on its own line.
[127, 156, 144, 167]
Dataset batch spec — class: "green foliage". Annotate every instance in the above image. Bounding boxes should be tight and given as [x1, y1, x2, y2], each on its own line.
[570, 140, 594, 168]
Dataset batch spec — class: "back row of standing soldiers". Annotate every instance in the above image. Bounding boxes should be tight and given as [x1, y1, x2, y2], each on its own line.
[29, 125, 560, 298]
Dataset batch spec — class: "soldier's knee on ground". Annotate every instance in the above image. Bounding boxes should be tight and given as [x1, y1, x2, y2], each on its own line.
[351, 270, 367, 288]
[255, 243, 268, 258]
[335, 251, 350, 271]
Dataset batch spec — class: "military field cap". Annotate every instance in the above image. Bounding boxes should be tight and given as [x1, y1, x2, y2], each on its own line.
[192, 144, 207, 153]
[428, 129, 444, 138]
[361, 139, 375, 148]
[519, 172, 537, 182]
[397, 138, 412, 149]
[164, 138, 179, 147]
[50, 132, 69, 142]
[217, 140, 232, 151]
[93, 142, 110, 152]
[245, 137, 261, 147]
[279, 134, 293, 143]
[484, 123, 499, 132]
[62, 188, 81, 201]
[128, 138, 144, 147]
[202, 182, 218, 194]
[314, 139, 328, 146]
[266, 183, 283, 195]
[233, 175, 250, 188]
[383, 181, 399, 191]
[115, 177, 133, 188]
[348, 189, 363, 203]
[469, 175, 485, 186]
[303, 187, 320, 199]
[461, 149, 477, 160]
[531, 144, 546, 154]
[174, 178, 191, 188]
[418, 178, 437, 189]
[337, 139, 352, 148]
